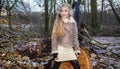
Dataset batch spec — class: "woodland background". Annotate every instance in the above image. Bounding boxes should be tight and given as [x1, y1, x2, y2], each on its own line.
[0, 0, 120, 69]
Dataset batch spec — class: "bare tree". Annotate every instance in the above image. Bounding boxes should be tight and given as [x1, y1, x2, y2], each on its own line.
[16, 0, 31, 24]
[90, 0, 100, 33]
[83, 0, 87, 24]
[34, 0, 55, 36]
[49, 0, 55, 33]
[44, 0, 49, 35]
[6, 0, 19, 30]
[100, 0, 105, 24]
[0, 0, 5, 17]
[108, 0, 120, 24]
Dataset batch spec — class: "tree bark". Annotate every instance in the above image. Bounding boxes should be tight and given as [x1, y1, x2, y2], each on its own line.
[44, 0, 49, 33]
[48, 0, 54, 34]
[67, 0, 72, 5]
[100, 0, 104, 24]
[6, 0, 18, 30]
[0, 0, 5, 17]
[108, 0, 120, 24]
[90, 0, 100, 33]
[83, 0, 87, 24]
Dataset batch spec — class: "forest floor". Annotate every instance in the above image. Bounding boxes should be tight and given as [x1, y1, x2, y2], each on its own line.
[91, 37, 120, 69]
[0, 26, 120, 69]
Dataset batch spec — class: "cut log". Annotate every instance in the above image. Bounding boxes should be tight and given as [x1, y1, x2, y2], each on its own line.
[78, 46, 92, 69]
[58, 46, 92, 69]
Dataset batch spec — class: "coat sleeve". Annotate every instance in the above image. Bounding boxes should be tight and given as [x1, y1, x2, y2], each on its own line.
[51, 19, 58, 54]
[51, 38, 58, 54]
[73, 22, 80, 53]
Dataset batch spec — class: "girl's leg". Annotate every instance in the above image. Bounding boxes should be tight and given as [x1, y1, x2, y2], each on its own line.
[52, 61, 61, 69]
[70, 60, 80, 69]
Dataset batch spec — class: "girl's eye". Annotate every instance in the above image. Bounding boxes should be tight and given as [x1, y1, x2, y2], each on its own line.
[61, 10, 68, 12]
[65, 10, 68, 12]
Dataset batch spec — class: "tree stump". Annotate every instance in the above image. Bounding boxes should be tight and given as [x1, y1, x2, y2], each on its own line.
[58, 46, 92, 69]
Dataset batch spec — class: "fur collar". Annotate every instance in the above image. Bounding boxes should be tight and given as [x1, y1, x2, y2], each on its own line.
[62, 16, 76, 23]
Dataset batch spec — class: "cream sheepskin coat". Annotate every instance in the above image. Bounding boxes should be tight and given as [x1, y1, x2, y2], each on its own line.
[51, 16, 80, 62]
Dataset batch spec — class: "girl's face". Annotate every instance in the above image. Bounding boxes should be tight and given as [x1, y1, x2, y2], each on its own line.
[60, 6, 70, 18]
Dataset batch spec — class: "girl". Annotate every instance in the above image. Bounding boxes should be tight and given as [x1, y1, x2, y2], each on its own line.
[51, 3, 80, 69]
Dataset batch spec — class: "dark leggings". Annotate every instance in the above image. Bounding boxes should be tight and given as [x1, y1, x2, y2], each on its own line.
[52, 60, 80, 69]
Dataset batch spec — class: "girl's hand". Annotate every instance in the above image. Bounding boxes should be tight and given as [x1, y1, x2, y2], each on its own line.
[75, 53, 80, 57]
[52, 53, 58, 59]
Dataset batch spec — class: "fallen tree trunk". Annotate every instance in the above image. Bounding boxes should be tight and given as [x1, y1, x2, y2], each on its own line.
[57, 46, 92, 69]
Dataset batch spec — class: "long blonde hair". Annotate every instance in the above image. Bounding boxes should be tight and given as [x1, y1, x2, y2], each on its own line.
[52, 3, 70, 38]
[52, 14, 64, 38]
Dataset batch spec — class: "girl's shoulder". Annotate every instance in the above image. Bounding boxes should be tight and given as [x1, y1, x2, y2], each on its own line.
[70, 16, 76, 24]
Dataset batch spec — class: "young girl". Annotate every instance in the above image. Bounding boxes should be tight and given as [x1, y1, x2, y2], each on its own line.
[51, 3, 80, 69]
